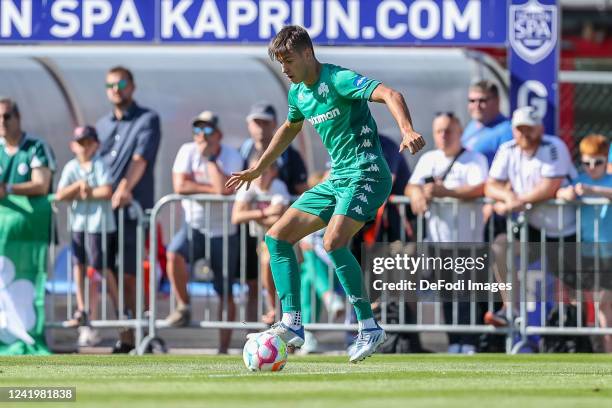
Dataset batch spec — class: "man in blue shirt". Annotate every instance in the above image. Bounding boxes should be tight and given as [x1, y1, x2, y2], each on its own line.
[461, 80, 512, 167]
[96, 66, 161, 353]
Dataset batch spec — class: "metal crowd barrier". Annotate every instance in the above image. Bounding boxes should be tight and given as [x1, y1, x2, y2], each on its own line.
[133, 193, 612, 355]
[46, 200, 147, 351]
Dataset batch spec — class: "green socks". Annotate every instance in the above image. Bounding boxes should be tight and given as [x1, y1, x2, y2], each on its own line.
[264, 235, 300, 312]
[327, 247, 373, 320]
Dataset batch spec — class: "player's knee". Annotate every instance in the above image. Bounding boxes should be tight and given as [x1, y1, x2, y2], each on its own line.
[323, 234, 347, 253]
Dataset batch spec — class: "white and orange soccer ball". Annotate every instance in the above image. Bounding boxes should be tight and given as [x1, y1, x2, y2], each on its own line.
[242, 332, 288, 372]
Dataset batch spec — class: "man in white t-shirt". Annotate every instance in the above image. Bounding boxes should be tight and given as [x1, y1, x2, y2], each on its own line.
[406, 112, 488, 354]
[484, 106, 577, 327]
[165, 110, 243, 354]
[406, 112, 489, 243]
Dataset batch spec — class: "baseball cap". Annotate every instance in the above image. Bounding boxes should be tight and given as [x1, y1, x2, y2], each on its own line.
[73, 125, 98, 142]
[246, 102, 276, 122]
[512, 106, 542, 128]
[192, 110, 219, 128]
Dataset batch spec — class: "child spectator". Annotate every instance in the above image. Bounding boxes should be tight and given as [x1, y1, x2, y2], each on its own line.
[232, 155, 290, 324]
[56, 126, 118, 347]
[557, 134, 612, 352]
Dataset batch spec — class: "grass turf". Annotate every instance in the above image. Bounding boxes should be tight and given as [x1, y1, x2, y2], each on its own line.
[0, 354, 611, 407]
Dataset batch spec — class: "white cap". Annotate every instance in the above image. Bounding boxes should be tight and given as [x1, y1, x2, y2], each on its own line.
[512, 106, 542, 128]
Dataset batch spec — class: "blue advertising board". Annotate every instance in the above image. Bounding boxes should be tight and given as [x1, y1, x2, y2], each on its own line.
[0, 0, 558, 134]
[509, 0, 559, 135]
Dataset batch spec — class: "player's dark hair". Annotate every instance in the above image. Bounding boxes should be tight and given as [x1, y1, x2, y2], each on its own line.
[268, 25, 314, 61]
[107, 65, 134, 84]
[470, 80, 499, 98]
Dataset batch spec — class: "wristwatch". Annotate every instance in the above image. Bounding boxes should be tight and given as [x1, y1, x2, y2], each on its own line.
[5, 184, 13, 194]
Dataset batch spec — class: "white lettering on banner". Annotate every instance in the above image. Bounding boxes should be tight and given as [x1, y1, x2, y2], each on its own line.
[82, 0, 112, 38]
[0, 0, 31, 37]
[292, 0, 324, 38]
[161, 0, 192, 38]
[326, 0, 359, 40]
[50, 0, 144, 38]
[193, 0, 226, 38]
[110, 0, 145, 38]
[227, 0, 257, 39]
[518, 80, 548, 119]
[375, 0, 480, 42]
[50, 0, 79, 38]
[377, 0, 407, 40]
[443, 0, 480, 40]
[409, 0, 439, 40]
[2, 0, 488, 42]
[259, 0, 289, 38]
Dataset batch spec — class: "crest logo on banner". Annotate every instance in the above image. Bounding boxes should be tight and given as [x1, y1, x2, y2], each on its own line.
[509, 0, 557, 64]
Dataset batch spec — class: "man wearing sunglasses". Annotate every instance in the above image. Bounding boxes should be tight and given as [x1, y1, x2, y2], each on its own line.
[462, 80, 512, 167]
[165, 110, 243, 354]
[96, 66, 161, 353]
[0, 97, 56, 199]
[485, 106, 577, 328]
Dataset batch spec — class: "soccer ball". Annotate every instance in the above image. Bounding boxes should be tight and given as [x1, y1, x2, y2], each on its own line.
[243, 333, 288, 372]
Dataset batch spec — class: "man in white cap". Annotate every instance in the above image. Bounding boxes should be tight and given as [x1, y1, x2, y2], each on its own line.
[165, 110, 243, 353]
[484, 106, 577, 327]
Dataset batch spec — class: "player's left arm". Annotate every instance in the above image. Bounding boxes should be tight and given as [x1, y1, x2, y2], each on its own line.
[370, 84, 425, 154]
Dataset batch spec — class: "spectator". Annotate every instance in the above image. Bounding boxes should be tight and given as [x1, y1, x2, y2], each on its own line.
[484, 106, 577, 327]
[55, 126, 119, 348]
[405, 112, 488, 353]
[165, 111, 242, 354]
[232, 154, 290, 325]
[461, 80, 512, 167]
[96, 66, 161, 353]
[0, 97, 56, 198]
[240, 101, 308, 195]
[557, 134, 612, 352]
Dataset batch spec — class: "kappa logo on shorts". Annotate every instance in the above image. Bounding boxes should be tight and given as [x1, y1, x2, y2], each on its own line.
[318, 82, 330, 98]
[360, 125, 372, 135]
[365, 153, 378, 161]
[351, 205, 364, 215]
[364, 177, 376, 182]
[356, 193, 369, 203]
[363, 184, 373, 193]
[368, 164, 380, 172]
[362, 139, 372, 148]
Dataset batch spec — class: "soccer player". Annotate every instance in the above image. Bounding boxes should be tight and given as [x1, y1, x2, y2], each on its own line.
[226, 25, 425, 363]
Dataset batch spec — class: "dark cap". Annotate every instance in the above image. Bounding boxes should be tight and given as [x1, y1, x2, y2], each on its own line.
[192, 110, 219, 128]
[74, 125, 98, 142]
[246, 101, 276, 123]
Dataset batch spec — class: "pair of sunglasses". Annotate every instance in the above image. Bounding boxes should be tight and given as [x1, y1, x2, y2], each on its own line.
[581, 158, 606, 168]
[193, 126, 215, 136]
[105, 79, 128, 90]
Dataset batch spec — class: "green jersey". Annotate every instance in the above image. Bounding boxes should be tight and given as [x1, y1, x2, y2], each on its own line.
[287, 63, 391, 180]
[0, 133, 56, 188]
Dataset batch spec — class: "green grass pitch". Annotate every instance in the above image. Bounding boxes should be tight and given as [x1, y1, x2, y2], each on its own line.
[1, 354, 611, 407]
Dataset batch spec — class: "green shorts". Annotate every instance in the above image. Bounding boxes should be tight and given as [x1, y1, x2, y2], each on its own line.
[291, 176, 392, 223]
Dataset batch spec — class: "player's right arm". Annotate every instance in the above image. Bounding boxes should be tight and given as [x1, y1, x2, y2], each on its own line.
[226, 120, 303, 190]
